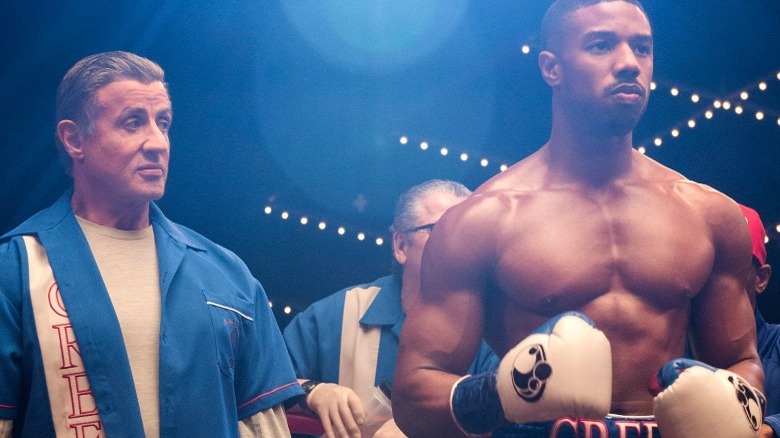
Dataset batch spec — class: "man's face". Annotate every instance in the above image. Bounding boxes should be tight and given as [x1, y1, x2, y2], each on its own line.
[394, 191, 466, 277]
[74, 79, 172, 208]
[555, 1, 653, 134]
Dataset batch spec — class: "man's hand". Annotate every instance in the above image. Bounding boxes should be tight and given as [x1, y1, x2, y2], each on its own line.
[373, 418, 407, 438]
[306, 383, 365, 438]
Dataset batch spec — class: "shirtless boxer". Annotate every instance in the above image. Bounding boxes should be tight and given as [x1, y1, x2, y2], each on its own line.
[392, 1, 764, 437]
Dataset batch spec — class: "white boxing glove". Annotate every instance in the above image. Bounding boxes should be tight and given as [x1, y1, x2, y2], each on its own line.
[450, 312, 612, 435]
[650, 359, 766, 438]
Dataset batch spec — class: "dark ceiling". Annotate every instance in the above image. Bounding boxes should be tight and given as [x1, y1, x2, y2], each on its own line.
[2, 0, 779, 327]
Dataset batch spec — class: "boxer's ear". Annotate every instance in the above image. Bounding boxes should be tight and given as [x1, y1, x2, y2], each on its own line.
[539, 51, 561, 87]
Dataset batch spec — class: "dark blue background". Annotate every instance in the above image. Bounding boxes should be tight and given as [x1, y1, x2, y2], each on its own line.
[1, 0, 778, 326]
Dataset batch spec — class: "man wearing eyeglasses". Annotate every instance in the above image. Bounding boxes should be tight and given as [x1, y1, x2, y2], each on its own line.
[283, 179, 498, 438]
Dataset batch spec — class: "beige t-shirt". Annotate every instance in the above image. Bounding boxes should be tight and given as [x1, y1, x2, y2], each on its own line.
[77, 217, 161, 436]
[75, 217, 290, 437]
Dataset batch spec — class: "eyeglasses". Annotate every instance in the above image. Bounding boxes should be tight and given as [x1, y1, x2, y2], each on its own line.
[400, 222, 436, 234]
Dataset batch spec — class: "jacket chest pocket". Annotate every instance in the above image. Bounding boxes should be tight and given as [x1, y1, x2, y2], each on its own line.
[202, 289, 255, 379]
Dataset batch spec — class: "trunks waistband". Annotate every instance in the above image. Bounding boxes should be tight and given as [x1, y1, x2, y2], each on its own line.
[493, 415, 659, 438]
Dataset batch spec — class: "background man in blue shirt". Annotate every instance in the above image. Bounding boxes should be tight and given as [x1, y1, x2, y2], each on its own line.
[284, 179, 497, 438]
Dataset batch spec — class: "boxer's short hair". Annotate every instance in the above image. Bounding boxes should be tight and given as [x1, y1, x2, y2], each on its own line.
[541, 0, 648, 52]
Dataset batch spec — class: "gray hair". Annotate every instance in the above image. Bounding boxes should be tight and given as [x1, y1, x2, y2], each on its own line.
[55, 51, 167, 175]
[541, 0, 648, 52]
[390, 179, 472, 234]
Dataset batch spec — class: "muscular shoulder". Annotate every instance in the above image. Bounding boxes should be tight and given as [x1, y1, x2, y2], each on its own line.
[660, 175, 750, 266]
[636, 154, 741, 226]
[669, 179, 744, 232]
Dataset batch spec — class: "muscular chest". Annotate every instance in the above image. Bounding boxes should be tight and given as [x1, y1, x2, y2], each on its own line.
[493, 190, 715, 314]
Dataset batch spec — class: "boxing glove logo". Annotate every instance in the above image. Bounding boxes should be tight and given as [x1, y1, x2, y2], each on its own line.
[511, 343, 553, 402]
[729, 375, 767, 431]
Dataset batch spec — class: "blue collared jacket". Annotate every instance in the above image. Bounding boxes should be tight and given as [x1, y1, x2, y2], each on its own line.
[0, 191, 302, 437]
[283, 275, 498, 389]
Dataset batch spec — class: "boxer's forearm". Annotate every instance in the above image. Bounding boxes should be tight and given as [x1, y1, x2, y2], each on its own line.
[393, 368, 464, 437]
[727, 357, 766, 393]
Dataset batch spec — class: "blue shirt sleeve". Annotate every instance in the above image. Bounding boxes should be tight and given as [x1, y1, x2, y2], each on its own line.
[0, 237, 25, 420]
[284, 307, 324, 381]
[235, 278, 304, 419]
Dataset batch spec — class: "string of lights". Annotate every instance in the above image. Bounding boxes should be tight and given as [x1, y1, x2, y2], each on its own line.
[636, 71, 780, 152]
[261, 202, 389, 247]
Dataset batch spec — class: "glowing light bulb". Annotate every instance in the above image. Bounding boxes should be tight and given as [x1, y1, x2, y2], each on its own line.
[722, 101, 732, 110]
[460, 153, 468, 161]
[420, 141, 429, 150]
[671, 129, 679, 137]
[284, 306, 291, 315]
[756, 112, 764, 120]
[440, 147, 449, 156]
[375, 237, 384, 246]
[734, 106, 743, 115]
[670, 87, 679, 96]
[688, 120, 696, 128]
[480, 158, 489, 167]
[357, 232, 366, 241]
[705, 110, 714, 119]
[654, 137, 663, 147]
[338, 227, 346, 235]
[264, 206, 272, 214]
[400, 136, 408, 144]
[759, 82, 767, 91]
[281, 211, 289, 220]
[318, 221, 327, 230]
[521, 45, 531, 54]
[740, 91, 749, 100]
[300, 217, 308, 225]
[650, 82, 657, 90]
[637, 146, 647, 154]
[713, 100, 722, 109]
[691, 94, 700, 103]
[500, 164, 508, 172]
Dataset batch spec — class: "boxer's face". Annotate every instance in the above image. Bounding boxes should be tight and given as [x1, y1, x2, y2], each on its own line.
[553, 1, 653, 133]
[68, 80, 172, 208]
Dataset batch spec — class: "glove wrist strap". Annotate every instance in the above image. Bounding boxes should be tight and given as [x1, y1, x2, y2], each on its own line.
[450, 372, 512, 435]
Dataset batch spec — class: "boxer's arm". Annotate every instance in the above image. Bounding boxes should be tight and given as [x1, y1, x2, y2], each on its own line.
[689, 197, 763, 389]
[393, 198, 493, 437]
[393, 275, 486, 437]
